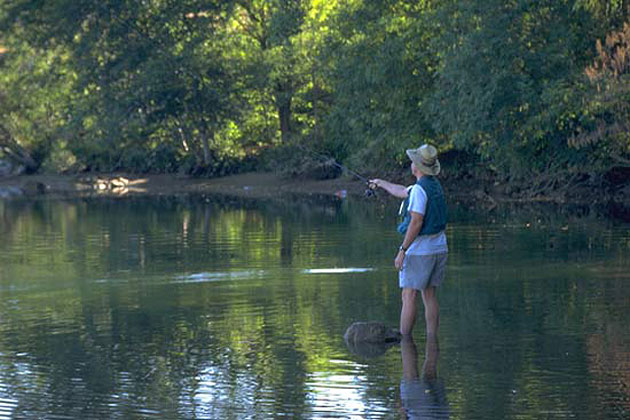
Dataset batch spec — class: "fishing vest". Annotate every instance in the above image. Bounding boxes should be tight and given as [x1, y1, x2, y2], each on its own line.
[397, 176, 447, 236]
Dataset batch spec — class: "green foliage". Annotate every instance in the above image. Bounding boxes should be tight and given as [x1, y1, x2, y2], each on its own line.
[0, 0, 629, 187]
[426, 1, 596, 178]
[316, 0, 438, 174]
[570, 22, 630, 169]
[574, 0, 630, 30]
[0, 29, 74, 172]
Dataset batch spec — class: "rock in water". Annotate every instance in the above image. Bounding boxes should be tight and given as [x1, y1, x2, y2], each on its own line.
[344, 321, 401, 344]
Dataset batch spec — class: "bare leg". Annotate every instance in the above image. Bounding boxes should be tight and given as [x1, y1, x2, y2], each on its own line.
[420, 286, 439, 336]
[400, 288, 418, 336]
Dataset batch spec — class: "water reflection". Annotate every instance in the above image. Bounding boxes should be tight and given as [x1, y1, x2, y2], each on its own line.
[400, 335, 449, 419]
[0, 196, 629, 418]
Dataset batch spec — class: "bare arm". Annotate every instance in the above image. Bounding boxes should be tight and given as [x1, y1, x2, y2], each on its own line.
[369, 178, 409, 198]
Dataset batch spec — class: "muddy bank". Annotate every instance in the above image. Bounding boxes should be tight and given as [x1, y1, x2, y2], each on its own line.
[0, 172, 366, 200]
[0, 171, 628, 212]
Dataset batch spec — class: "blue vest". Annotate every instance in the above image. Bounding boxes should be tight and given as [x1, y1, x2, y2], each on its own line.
[397, 176, 447, 236]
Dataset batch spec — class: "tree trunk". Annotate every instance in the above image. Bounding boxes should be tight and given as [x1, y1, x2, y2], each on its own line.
[311, 68, 321, 142]
[0, 124, 38, 172]
[200, 124, 212, 167]
[277, 96, 292, 144]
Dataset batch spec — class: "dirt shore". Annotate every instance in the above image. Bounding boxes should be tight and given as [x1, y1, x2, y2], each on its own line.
[0, 172, 368, 200]
[0, 172, 627, 213]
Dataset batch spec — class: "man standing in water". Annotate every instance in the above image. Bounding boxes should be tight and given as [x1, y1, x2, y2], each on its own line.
[370, 144, 447, 337]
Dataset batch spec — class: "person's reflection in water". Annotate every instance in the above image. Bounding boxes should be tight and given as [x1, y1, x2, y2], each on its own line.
[400, 335, 449, 419]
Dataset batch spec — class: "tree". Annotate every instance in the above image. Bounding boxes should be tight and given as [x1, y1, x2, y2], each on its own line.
[231, 0, 307, 145]
[1, 0, 239, 173]
[426, 0, 602, 183]
[570, 22, 630, 169]
[0, 30, 73, 172]
[315, 0, 438, 171]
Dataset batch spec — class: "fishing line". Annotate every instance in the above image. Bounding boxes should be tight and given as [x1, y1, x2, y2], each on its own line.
[296, 144, 378, 198]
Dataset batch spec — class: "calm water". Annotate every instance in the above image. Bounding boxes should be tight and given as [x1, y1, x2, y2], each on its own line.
[0, 194, 629, 419]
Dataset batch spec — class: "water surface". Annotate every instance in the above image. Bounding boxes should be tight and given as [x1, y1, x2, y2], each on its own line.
[0, 195, 628, 419]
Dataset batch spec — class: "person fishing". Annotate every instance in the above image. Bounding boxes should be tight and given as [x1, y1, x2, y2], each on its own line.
[370, 144, 447, 337]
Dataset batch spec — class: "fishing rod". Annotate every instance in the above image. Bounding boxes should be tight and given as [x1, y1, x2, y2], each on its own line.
[297, 144, 377, 198]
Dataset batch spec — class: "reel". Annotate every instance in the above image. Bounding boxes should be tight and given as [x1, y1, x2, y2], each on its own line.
[364, 182, 377, 198]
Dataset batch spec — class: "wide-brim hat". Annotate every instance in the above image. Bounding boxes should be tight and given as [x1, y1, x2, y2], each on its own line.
[406, 144, 441, 176]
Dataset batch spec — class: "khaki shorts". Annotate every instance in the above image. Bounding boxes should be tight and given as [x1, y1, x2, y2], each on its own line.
[399, 253, 448, 290]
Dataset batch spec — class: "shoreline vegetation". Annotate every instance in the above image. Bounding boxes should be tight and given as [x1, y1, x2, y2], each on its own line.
[1, 2, 630, 209]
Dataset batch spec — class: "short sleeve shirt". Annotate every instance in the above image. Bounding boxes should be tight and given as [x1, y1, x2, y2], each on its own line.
[406, 184, 448, 256]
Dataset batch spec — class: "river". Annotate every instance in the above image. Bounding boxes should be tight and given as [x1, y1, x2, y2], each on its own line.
[0, 195, 628, 419]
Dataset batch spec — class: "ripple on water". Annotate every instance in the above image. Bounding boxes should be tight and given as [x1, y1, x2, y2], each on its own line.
[192, 368, 261, 419]
[1, 198, 630, 419]
[307, 374, 390, 418]
[0, 397, 18, 420]
[302, 358, 393, 419]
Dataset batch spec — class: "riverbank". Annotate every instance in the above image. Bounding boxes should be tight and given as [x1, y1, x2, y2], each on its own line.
[0, 171, 628, 210]
[0, 172, 366, 200]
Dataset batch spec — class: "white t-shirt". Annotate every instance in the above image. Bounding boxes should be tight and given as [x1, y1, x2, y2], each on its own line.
[404, 184, 448, 256]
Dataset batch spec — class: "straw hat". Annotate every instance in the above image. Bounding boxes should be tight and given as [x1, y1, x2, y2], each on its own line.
[406, 144, 441, 176]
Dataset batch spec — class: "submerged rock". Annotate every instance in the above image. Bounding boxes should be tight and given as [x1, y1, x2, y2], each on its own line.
[344, 322, 401, 358]
[344, 321, 401, 344]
